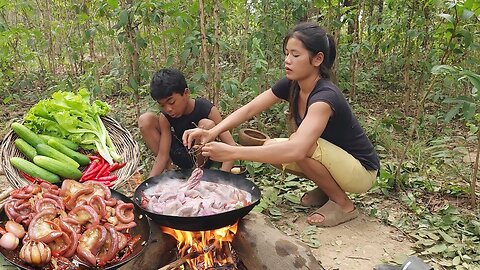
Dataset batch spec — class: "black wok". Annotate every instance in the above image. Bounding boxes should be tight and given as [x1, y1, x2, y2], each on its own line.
[0, 189, 151, 270]
[133, 168, 261, 231]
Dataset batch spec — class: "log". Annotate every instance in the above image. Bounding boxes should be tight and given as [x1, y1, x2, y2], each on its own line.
[158, 250, 202, 270]
[232, 212, 324, 270]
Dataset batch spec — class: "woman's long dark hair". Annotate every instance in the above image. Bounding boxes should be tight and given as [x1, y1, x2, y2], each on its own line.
[283, 22, 336, 131]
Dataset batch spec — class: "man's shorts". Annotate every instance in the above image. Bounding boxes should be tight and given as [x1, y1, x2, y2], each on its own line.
[274, 138, 377, 193]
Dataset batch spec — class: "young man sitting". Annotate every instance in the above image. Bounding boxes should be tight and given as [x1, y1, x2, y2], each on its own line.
[138, 68, 236, 177]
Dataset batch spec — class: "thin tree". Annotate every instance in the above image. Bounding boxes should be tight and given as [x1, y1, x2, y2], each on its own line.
[212, 0, 221, 106]
[198, 0, 210, 100]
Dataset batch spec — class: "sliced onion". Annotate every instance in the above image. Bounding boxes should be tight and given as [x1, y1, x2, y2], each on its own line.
[0, 232, 19, 250]
[5, 220, 26, 239]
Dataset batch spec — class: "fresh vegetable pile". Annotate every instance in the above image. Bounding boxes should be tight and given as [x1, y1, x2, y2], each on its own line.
[23, 88, 121, 164]
[8, 89, 126, 187]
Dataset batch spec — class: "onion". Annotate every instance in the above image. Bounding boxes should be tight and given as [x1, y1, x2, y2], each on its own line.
[19, 241, 51, 266]
[5, 220, 26, 239]
[0, 232, 20, 250]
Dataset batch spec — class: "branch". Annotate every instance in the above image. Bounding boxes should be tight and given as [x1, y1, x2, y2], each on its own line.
[158, 251, 200, 270]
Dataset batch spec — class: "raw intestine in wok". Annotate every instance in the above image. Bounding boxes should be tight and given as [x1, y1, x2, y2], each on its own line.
[141, 168, 252, 217]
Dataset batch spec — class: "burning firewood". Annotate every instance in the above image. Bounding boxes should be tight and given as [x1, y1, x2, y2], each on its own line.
[158, 250, 202, 270]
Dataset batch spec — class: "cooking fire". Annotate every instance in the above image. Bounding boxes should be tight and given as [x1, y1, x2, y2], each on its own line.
[160, 222, 239, 270]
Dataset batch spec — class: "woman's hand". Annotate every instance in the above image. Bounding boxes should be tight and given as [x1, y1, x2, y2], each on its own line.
[182, 128, 216, 149]
[201, 142, 235, 162]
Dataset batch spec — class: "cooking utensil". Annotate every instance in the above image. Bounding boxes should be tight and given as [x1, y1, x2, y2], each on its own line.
[0, 189, 151, 270]
[133, 168, 261, 231]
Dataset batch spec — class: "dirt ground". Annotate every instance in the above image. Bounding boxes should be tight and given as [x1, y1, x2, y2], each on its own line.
[294, 212, 413, 270]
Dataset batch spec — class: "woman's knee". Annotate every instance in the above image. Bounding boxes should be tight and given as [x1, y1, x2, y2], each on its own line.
[198, 119, 215, 129]
[138, 112, 158, 131]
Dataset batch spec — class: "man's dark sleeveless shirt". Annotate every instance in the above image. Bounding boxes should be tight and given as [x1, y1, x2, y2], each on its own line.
[272, 77, 379, 171]
[163, 98, 214, 140]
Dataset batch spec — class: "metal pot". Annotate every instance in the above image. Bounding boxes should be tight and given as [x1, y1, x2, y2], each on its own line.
[133, 169, 261, 231]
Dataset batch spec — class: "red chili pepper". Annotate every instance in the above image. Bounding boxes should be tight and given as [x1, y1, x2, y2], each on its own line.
[81, 170, 101, 182]
[108, 162, 119, 172]
[80, 160, 99, 181]
[104, 182, 114, 188]
[117, 162, 127, 169]
[20, 171, 37, 183]
[97, 175, 118, 182]
[96, 163, 111, 178]
[93, 179, 114, 187]
[19, 171, 46, 184]
[36, 178, 47, 184]
[88, 155, 101, 161]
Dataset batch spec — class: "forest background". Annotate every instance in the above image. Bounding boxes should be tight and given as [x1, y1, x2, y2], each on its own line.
[0, 0, 479, 269]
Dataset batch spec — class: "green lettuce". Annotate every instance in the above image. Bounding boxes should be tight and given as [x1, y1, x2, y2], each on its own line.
[24, 88, 121, 164]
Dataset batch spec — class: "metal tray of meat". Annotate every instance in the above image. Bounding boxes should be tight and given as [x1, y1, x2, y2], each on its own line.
[133, 169, 261, 231]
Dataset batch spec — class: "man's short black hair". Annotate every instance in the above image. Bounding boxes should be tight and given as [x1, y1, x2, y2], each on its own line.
[150, 68, 188, 100]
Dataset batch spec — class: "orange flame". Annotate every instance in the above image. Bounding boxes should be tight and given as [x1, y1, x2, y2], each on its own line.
[162, 223, 238, 269]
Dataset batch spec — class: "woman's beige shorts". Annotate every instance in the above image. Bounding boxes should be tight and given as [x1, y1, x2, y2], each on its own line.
[275, 138, 377, 193]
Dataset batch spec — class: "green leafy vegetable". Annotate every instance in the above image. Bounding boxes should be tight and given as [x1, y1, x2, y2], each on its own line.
[23, 88, 121, 164]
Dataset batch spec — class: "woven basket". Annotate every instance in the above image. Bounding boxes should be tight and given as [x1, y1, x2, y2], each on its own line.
[0, 116, 139, 190]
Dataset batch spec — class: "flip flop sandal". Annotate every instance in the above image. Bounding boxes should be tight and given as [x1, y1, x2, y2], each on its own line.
[300, 187, 329, 207]
[307, 200, 359, 227]
[373, 256, 433, 270]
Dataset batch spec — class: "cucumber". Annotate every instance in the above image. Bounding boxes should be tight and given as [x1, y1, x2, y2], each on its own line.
[39, 135, 78, 150]
[36, 143, 80, 168]
[11, 122, 45, 147]
[10, 157, 60, 183]
[14, 139, 37, 160]
[47, 139, 90, 166]
[33, 156, 82, 180]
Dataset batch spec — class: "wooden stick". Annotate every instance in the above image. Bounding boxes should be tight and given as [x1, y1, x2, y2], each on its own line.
[158, 251, 200, 270]
[223, 243, 234, 265]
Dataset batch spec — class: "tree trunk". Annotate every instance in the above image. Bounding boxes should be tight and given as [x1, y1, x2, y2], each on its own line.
[330, 0, 342, 84]
[402, 1, 415, 115]
[349, 0, 359, 100]
[344, 0, 354, 38]
[122, 0, 141, 118]
[239, 0, 250, 83]
[198, 0, 210, 99]
[85, 0, 100, 98]
[374, 0, 384, 55]
[470, 131, 479, 206]
[162, 16, 168, 64]
[212, 0, 220, 107]
[35, 0, 56, 75]
[394, 81, 437, 188]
